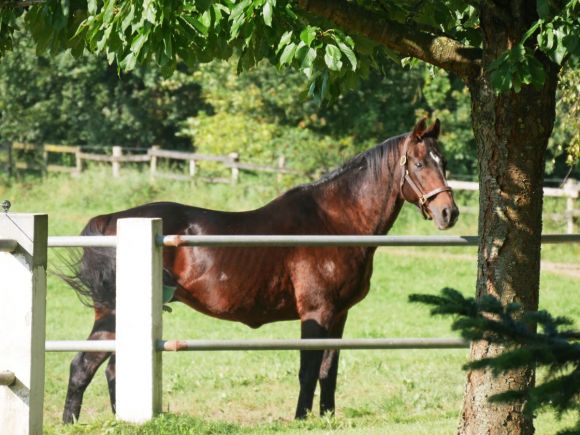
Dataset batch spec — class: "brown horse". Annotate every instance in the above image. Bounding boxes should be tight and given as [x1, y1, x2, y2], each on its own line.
[62, 119, 458, 423]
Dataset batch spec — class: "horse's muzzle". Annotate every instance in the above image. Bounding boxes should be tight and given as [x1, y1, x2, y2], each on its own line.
[435, 204, 459, 229]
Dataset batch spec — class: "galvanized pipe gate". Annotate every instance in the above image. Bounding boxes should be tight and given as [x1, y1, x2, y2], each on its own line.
[1, 213, 579, 433]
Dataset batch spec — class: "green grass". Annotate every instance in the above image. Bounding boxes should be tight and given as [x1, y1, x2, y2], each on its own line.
[1, 169, 578, 434]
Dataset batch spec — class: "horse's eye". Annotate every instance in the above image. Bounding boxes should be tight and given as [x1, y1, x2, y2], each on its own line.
[415, 162, 423, 169]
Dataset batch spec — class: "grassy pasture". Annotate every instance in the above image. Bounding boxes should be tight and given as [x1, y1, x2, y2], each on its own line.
[1, 169, 578, 434]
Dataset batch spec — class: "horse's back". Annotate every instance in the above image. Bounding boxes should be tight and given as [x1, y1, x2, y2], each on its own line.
[84, 202, 206, 236]
[84, 193, 319, 236]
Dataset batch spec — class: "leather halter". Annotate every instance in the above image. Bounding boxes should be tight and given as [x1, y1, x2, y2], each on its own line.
[399, 136, 452, 219]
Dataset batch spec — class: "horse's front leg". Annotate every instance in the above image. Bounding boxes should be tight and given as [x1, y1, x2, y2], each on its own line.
[319, 313, 348, 416]
[295, 317, 328, 419]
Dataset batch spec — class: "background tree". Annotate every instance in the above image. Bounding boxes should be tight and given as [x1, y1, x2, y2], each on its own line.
[1, 31, 479, 177]
[0, 35, 210, 148]
[179, 60, 429, 176]
[1, 1, 580, 432]
[549, 67, 580, 174]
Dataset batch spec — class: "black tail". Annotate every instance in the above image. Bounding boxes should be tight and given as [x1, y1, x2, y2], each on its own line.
[57, 217, 116, 310]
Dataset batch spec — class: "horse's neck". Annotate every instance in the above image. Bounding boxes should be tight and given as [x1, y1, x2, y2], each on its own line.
[313, 162, 404, 235]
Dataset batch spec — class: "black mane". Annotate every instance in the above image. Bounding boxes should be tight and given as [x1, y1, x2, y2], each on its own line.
[293, 133, 407, 192]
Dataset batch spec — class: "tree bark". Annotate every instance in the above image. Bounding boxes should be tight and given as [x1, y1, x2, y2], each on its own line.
[460, 3, 559, 434]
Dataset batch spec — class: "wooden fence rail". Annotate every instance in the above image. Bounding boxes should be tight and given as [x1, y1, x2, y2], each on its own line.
[1, 142, 578, 232]
[0, 142, 296, 184]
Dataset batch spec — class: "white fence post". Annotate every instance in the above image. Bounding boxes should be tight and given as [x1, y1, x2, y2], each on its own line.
[116, 218, 163, 423]
[74, 146, 82, 175]
[564, 178, 577, 234]
[112, 146, 122, 178]
[149, 145, 159, 180]
[0, 213, 48, 435]
[229, 152, 240, 184]
[189, 158, 197, 178]
[277, 155, 285, 183]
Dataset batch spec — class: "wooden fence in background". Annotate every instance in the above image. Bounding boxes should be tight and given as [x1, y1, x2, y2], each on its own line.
[0, 142, 295, 184]
[1, 142, 578, 232]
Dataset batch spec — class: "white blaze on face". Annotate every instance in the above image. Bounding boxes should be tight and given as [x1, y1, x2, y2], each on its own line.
[429, 151, 441, 166]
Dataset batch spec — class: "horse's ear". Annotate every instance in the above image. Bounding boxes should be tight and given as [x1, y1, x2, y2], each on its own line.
[423, 118, 441, 139]
[412, 118, 427, 138]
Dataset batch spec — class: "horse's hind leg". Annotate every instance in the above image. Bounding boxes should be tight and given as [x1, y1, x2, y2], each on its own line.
[63, 350, 111, 423]
[295, 318, 328, 419]
[105, 354, 116, 414]
[319, 313, 347, 416]
[63, 311, 115, 424]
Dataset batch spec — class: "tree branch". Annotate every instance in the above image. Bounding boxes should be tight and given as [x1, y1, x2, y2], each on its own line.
[297, 0, 482, 81]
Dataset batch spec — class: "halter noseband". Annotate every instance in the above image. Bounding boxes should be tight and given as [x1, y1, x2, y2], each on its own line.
[399, 136, 452, 219]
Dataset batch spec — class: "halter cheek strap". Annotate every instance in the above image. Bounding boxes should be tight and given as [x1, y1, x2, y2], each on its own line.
[399, 138, 452, 219]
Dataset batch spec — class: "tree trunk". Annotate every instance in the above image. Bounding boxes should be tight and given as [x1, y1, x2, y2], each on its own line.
[459, 5, 559, 433]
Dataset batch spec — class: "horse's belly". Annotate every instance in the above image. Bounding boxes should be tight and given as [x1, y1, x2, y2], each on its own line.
[175, 278, 299, 328]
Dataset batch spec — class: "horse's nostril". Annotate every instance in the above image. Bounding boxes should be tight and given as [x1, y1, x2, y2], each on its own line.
[442, 207, 449, 220]
[449, 206, 459, 225]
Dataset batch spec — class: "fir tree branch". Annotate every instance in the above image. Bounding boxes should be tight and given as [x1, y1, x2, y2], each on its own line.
[410, 288, 580, 434]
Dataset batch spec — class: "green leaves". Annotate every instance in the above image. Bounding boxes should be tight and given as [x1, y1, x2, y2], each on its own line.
[279, 42, 296, 65]
[262, 0, 274, 27]
[300, 26, 316, 46]
[277, 30, 293, 53]
[0, 0, 378, 102]
[324, 44, 342, 71]
[76, 0, 241, 74]
[272, 23, 360, 101]
[229, 0, 251, 41]
[537, 16, 580, 65]
[489, 0, 580, 93]
[9, 0, 363, 101]
[337, 40, 356, 71]
[489, 44, 547, 93]
[20, 0, 86, 57]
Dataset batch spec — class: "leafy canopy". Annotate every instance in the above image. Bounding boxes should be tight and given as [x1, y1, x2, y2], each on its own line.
[1, 1, 579, 167]
[1, 1, 579, 99]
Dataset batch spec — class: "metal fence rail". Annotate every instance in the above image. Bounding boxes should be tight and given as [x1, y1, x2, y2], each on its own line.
[44, 233, 580, 249]
[43, 233, 580, 355]
[0, 239, 17, 252]
[45, 340, 116, 352]
[44, 338, 470, 353]
[0, 371, 16, 386]
[45, 234, 580, 252]
[47, 235, 116, 247]
[159, 338, 470, 351]
[38, 232, 580, 355]
[161, 233, 580, 247]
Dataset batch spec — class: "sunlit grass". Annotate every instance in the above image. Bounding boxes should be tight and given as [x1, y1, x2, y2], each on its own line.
[1, 169, 577, 434]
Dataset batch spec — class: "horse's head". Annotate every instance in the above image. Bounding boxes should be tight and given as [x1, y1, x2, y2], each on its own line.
[399, 119, 459, 230]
